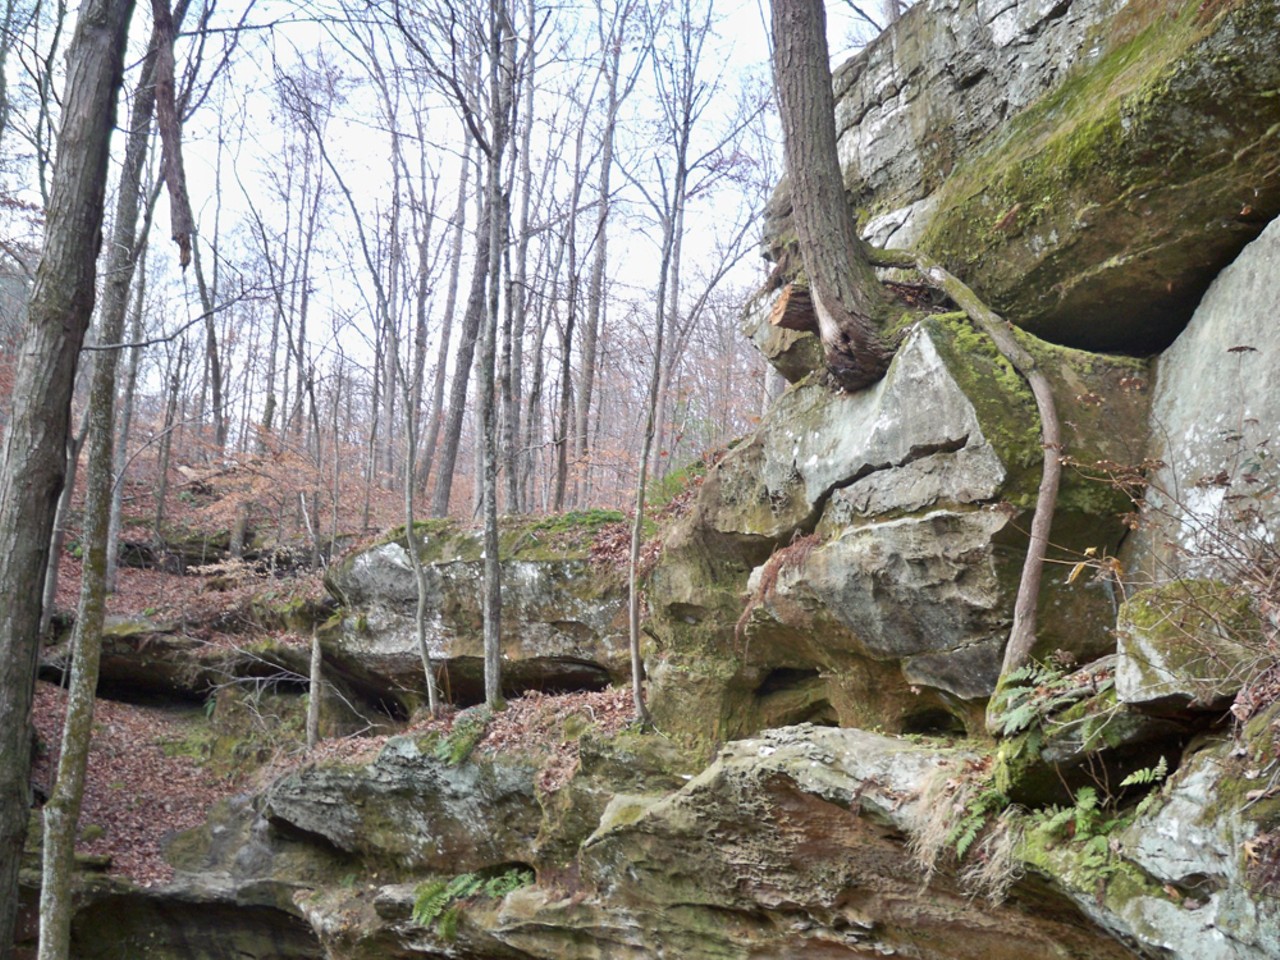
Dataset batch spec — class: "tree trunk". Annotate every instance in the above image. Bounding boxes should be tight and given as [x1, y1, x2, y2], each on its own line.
[107, 252, 148, 592]
[0, 0, 134, 950]
[190, 238, 226, 451]
[306, 630, 322, 750]
[417, 136, 471, 492]
[575, 0, 629, 505]
[39, 409, 88, 637]
[481, 0, 514, 709]
[39, 70, 143, 948]
[153, 343, 184, 542]
[770, 0, 891, 392]
[431, 197, 491, 517]
[99, 0, 187, 589]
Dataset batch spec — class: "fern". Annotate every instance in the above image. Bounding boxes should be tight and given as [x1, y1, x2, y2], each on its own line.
[1120, 756, 1168, 788]
[483, 868, 532, 898]
[434, 707, 491, 766]
[999, 701, 1042, 737]
[1038, 804, 1075, 836]
[412, 867, 534, 934]
[1072, 786, 1099, 835]
[437, 905, 462, 942]
[412, 880, 453, 927]
[1001, 663, 1042, 689]
[952, 818, 983, 862]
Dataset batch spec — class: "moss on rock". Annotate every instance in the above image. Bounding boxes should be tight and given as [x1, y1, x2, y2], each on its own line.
[918, 0, 1280, 352]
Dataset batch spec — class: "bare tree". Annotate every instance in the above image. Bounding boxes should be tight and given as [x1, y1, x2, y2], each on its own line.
[478, 0, 517, 708]
[574, 0, 645, 504]
[0, 0, 134, 948]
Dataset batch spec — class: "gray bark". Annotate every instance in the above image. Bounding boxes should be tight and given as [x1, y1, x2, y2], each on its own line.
[99, 0, 187, 589]
[106, 249, 147, 592]
[576, 0, 635, 502]
[430, 197, 490, 517]
[39, 408, 88, 637]
[306, 631, 322, 750]
[416, 135, 470, 491]
[38, 49, 146, 944]
[153, 342, 184, 540]
[481, 0, 514, 708]
[0, 0, 134, 952]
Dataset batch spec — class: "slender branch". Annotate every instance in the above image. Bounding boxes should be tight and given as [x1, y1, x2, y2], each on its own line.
[81, 286, 271, 351]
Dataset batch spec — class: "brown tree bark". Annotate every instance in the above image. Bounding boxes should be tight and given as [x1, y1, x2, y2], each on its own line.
[0, 0, 134, 952]
[770, 0, 892, 391]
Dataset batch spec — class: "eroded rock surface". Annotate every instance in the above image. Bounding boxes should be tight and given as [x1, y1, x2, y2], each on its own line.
[647, 316, 1147, 741]
[323, 519, 627, 707]
[764, 0, 1280, 354]
[263, 736, 542, 874]
[1134, 216, 1280, 584]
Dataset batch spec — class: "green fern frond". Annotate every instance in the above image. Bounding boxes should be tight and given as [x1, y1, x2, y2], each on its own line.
[1000, 702, 1041, 736]
[438, 905, 462, 942]
[1119, 756, 1168, 788]
[412, 879, 454, 927]
[954, 820, 982, 861]
[1039, 805, 1075, 836]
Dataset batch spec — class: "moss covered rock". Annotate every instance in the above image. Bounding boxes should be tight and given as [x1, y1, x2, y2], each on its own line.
[766, 0, 1280, 354]
[1116, 579, 1264, 710]
[647, 319, 1146, 743]
[263, 736, 543, 875]
[322, 515, 628, 709]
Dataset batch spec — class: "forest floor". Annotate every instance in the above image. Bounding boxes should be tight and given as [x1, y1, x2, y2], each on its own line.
[32, 457, 665, 888]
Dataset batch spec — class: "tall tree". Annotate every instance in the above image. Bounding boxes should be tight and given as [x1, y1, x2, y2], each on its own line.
[574, 0, 642, 503]
[0, 0, 135, 950]
[479, 0, 516, 708]
[770, 0, 892, 391]
[771, 0, 1062, 722]
[41, 2, 199, 949]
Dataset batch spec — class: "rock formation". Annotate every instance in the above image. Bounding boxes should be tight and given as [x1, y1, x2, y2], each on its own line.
[20, 0, 1280, 957]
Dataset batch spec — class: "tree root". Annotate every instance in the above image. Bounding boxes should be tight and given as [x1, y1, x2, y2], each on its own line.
[869, 246, 1063, 731]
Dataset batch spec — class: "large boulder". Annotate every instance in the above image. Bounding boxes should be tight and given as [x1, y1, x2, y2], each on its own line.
[169, 726, 1141, 960]
[1026, 700, 1280, 960]
[263, 736, 543, 874]
[120, 715, 1280, 960]
[1116, 580, 1264, 711]
[1113, 721, 1280, 960]
[646, 316, 1150, 742]
[1132, 216, 1280, 585]
[764, 0, 1280, 355]
[322, 516, 628, 708]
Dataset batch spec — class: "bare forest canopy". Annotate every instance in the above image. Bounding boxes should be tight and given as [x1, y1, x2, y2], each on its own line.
[0, 0, 903, 532]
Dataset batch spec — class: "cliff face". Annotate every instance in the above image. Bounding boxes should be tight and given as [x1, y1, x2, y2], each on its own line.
[764, 0, 1280, 353]
[29, 1, 1280, 958]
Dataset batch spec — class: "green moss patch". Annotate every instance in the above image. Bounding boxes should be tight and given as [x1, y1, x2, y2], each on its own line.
[919, 0, 1280, 351]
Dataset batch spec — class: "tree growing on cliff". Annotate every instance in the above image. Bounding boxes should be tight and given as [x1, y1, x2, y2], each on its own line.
[769, 0, 893, 392]
[769, 0, 1064, 726]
